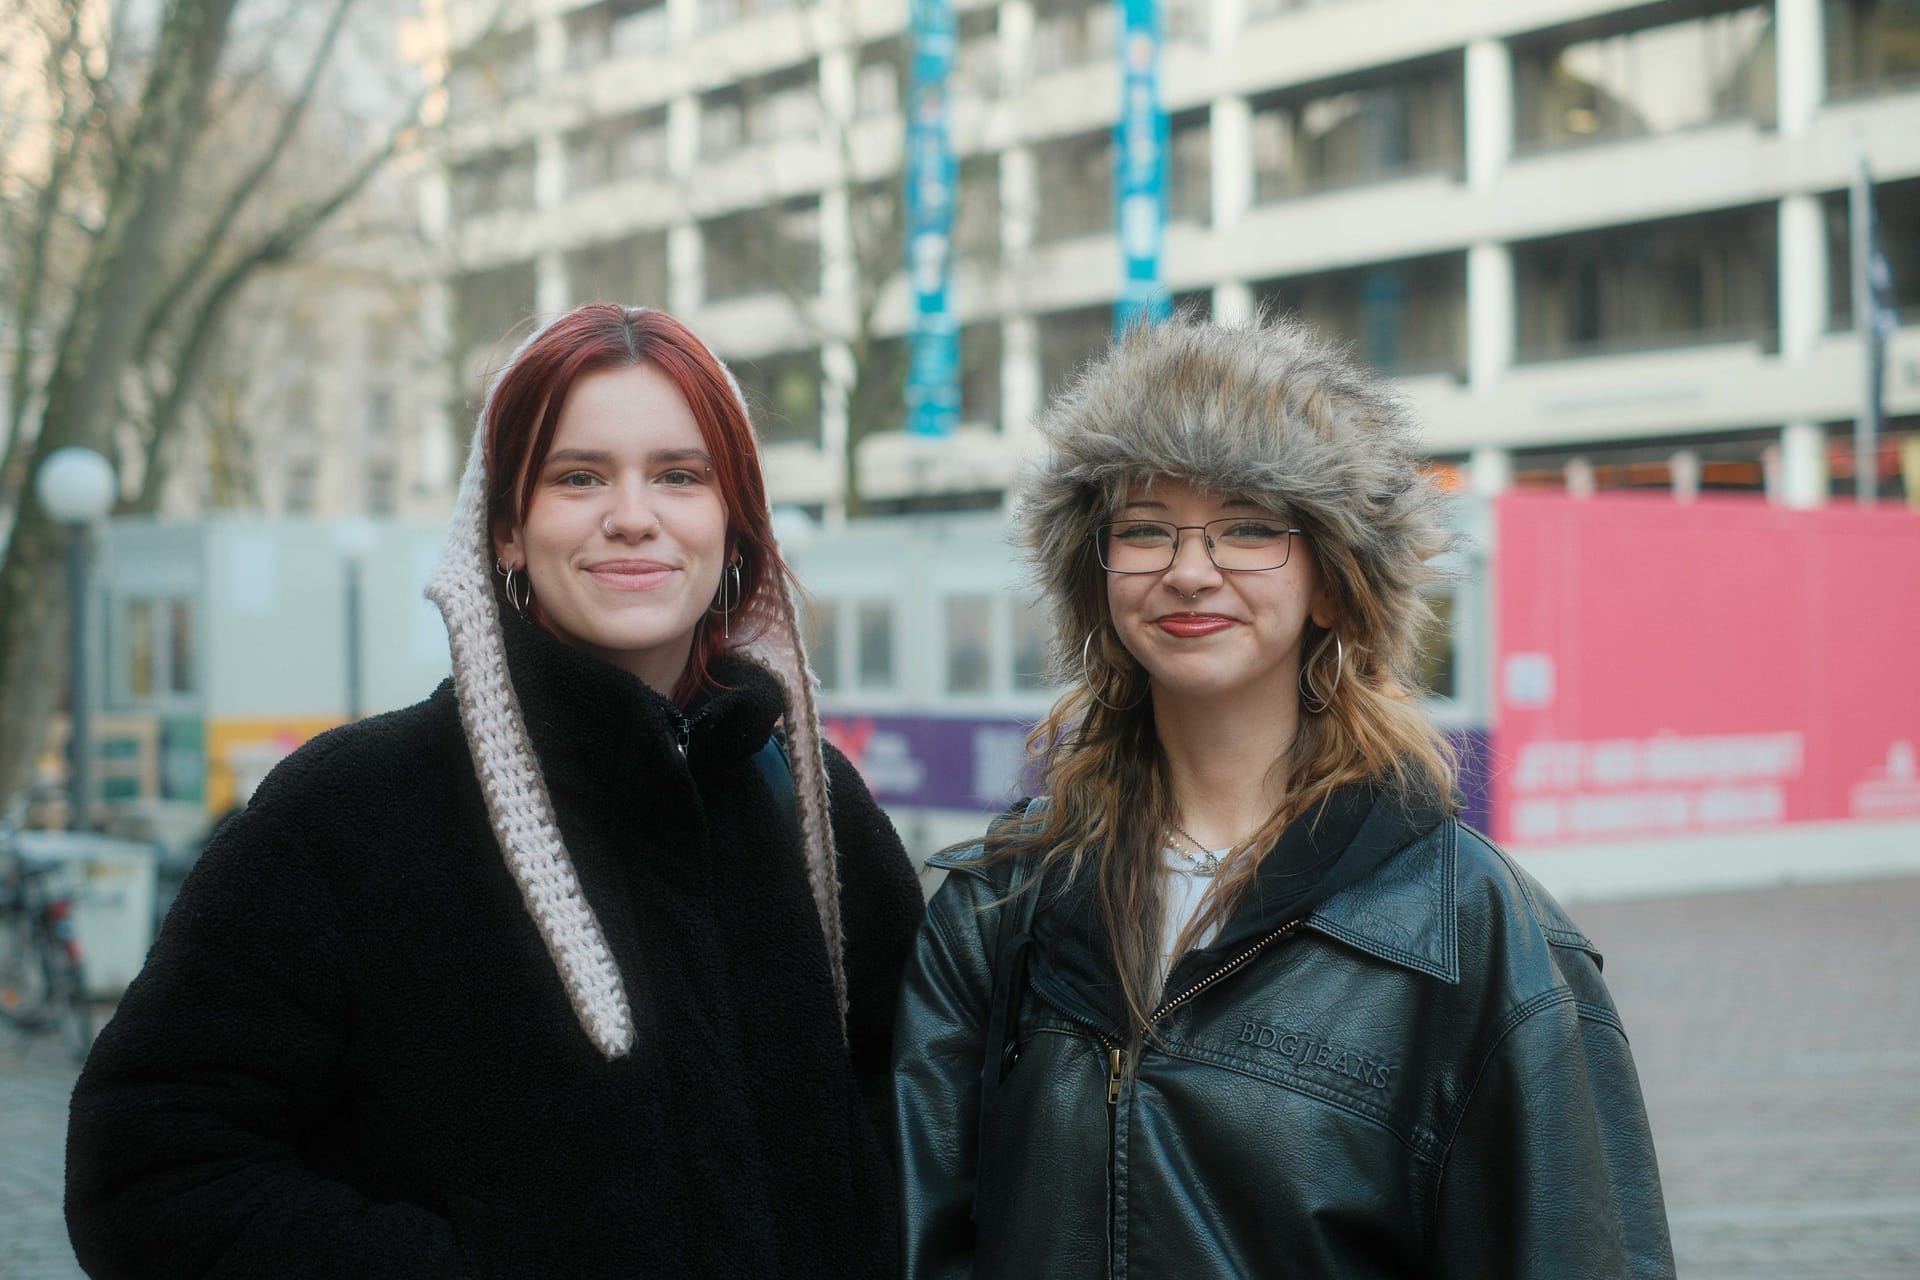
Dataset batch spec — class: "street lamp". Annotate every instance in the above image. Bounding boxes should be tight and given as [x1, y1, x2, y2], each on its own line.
[34, 447, 116, 832]
[332, 519, 377, 722]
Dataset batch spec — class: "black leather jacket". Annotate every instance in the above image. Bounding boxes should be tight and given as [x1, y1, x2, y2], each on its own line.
[892, 804, 1675, 1278]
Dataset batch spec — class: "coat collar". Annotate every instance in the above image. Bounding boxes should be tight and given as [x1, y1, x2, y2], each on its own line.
[1304, 820, 1459, 984]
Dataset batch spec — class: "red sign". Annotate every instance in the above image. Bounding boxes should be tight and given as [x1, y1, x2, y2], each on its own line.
[1492, 492, 1920, 846]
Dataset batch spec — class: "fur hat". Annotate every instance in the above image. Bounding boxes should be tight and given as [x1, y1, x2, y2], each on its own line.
[1015, 312, 1452, 693]
[424, 310, 844, 1060]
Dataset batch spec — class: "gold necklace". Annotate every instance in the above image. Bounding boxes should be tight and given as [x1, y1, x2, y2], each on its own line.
[1168, 822, 1224, 877]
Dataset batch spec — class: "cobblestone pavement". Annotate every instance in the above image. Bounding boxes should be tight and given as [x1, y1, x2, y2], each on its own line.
[3, 876, 1917, 1278]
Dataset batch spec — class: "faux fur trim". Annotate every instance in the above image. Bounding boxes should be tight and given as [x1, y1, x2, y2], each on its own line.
[1015, 312, 1453, 690]
[425, 309, 846, 1058]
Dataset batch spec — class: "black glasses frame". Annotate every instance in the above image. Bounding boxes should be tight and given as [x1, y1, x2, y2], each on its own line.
[1093, 518, 1304, 574]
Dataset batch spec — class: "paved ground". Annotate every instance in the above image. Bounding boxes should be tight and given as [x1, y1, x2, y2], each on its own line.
[3, 875, 1917, 1277]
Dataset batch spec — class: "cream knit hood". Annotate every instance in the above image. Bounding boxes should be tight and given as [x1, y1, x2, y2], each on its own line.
[424, 310, 844, 1061]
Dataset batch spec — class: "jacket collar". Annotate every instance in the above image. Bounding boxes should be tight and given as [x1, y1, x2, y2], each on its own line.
[1022, 781, 1452, 1035]
[1304, 819, 1459, 984]
[499, 606, 783, 785]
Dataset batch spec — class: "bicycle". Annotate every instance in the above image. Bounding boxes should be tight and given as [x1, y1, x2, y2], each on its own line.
[0, 834, 94, 1061]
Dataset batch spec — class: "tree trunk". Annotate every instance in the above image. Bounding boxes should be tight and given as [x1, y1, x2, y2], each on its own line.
[0, 0, 240, 808]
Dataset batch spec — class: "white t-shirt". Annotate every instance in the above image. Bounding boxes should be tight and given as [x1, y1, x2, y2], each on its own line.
[1159, 845, 1225, 986]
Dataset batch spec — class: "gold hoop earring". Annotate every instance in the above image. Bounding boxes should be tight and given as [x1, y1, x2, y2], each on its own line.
[1080, 629, 1147, 712]
[1301, 632, 1343, 714]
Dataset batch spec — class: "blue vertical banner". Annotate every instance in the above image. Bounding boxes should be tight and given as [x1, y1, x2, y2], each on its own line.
[905, 0, 960, 437]
[1115, 0, 1169, 330]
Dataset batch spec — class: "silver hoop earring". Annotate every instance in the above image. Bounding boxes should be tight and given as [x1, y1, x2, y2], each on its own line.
[501, 565, 531, 618]
[1301, 633, 1343, 714]
[708, 555, 743, 640]
[1080, 629, 1147, 712]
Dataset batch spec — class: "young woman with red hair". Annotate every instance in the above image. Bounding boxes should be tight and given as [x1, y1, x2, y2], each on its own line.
[66, 304, 923, 1278]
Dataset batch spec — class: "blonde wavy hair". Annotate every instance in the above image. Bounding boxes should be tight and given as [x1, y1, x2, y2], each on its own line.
[993, 312, 1458, 1037]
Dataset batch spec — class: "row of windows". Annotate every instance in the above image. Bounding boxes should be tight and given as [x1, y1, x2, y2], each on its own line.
[453, 180, 1920, 430]
[452, 1, 1917, 235]
[450, 0, 1919, 148]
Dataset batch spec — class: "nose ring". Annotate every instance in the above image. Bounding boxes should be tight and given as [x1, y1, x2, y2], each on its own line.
[602, 514, 617, 538]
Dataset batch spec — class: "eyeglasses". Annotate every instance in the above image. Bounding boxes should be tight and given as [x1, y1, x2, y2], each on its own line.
[1095, 517, 1303, 574]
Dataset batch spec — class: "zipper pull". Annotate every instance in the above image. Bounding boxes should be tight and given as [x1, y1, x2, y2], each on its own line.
[1106, 1047, 1125, 1106]
[669, 708, 692, 757]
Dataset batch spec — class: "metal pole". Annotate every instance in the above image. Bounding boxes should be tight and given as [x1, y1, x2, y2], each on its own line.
[1849, 156, 1876, 505]
[67, 525, 92, 832]
[345, 559, 363, 722]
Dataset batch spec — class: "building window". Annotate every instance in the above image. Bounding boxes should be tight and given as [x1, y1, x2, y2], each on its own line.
[1039, 305, 1113, 400]
[1255, 253, 1467, 377]
[1513, 206, 1779, 361]
[1031, 0, 1117, 75]
[1509, 429, 1780, 494]
[701, 198, 821, 302]
[118, 596, 197, 704]
[955, 8, 1000, 100]
[1245, 0, 1356, 19]
[734, 348, 823, 446]
[450, 145, 536, 217]
[451, 260, 538, 392]
[955, 155, 1001, 267]
[806, 599, 841, 691]
[1011, 599, 1053, 692]
[1164, 0, 1209, 45]
[447, 28, 537, 111]
[1418, 590, 1457, 702]
[961, 321, 1002, 428]
[1827, 0, 1920, 95]
[566, 0, 670, 67]
[1169, 109, 1211, 227]
[284, 460, 318, 515]
[1514, 3, 1776, 151]
[566, 232, 670, 306]
[366, 389, 392, 437]
[699, 0, 795, 28]
[565, 109, 668, 191]
[849, 335, 906, 441]
[857, 601, 895, 689]
[946, 596, 993, 695]
[366, 462, 397, 516]
[1251, 54, 1464, 201]
[856, 40, 902, 118]
[1824, 178, 1920, 329]
[1034, 130, 1113, 244]
[700, 62, 820, 157]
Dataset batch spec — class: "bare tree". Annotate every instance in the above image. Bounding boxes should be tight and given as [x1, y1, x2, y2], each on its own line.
[0, 0, 431, 810]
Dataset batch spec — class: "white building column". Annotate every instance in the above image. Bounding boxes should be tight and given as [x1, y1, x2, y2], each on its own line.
[1210, 96, 1252, 234]
[1467, 241, 1514, 392]
[1469, 444, 1512, 497]
[668, 223, 702, 314]
[1213, 280, 1254, 324]
[1779, 193, 1828, 365]
[536, 248, 568, 316]
[1001, 315, 1042, 447]
[1465, 37, 1513, 191]
[1776, 0, 1826, 138]
[1780, 421, 1828, 507]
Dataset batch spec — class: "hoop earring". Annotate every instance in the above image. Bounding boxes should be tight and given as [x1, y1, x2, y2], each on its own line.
[1080, 629, 1147, 712]
[708, 555, 743, 640]
[1301, 632, 1343, 714]
[496, 560, 531, 618]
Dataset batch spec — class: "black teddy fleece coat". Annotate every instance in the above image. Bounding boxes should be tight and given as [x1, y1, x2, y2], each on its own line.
[65, 616, 924, 1279]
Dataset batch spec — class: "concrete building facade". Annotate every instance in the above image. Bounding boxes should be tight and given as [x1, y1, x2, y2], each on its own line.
[419, 0, 1920, 518]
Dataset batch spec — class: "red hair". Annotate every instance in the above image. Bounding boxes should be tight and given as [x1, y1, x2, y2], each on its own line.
[482, 303, 798, 703]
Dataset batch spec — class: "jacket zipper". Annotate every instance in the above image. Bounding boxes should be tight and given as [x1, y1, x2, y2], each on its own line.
[667, 704, 716, 758]
[1148, 918, 1305, 1024]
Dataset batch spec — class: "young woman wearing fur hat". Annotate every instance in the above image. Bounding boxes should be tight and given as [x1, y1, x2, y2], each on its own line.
[66, 304, 924, 1278]
[892, 315, 1674, 1278]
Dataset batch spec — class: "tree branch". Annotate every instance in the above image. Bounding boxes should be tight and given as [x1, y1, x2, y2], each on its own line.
[131, 0, 359, 368]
